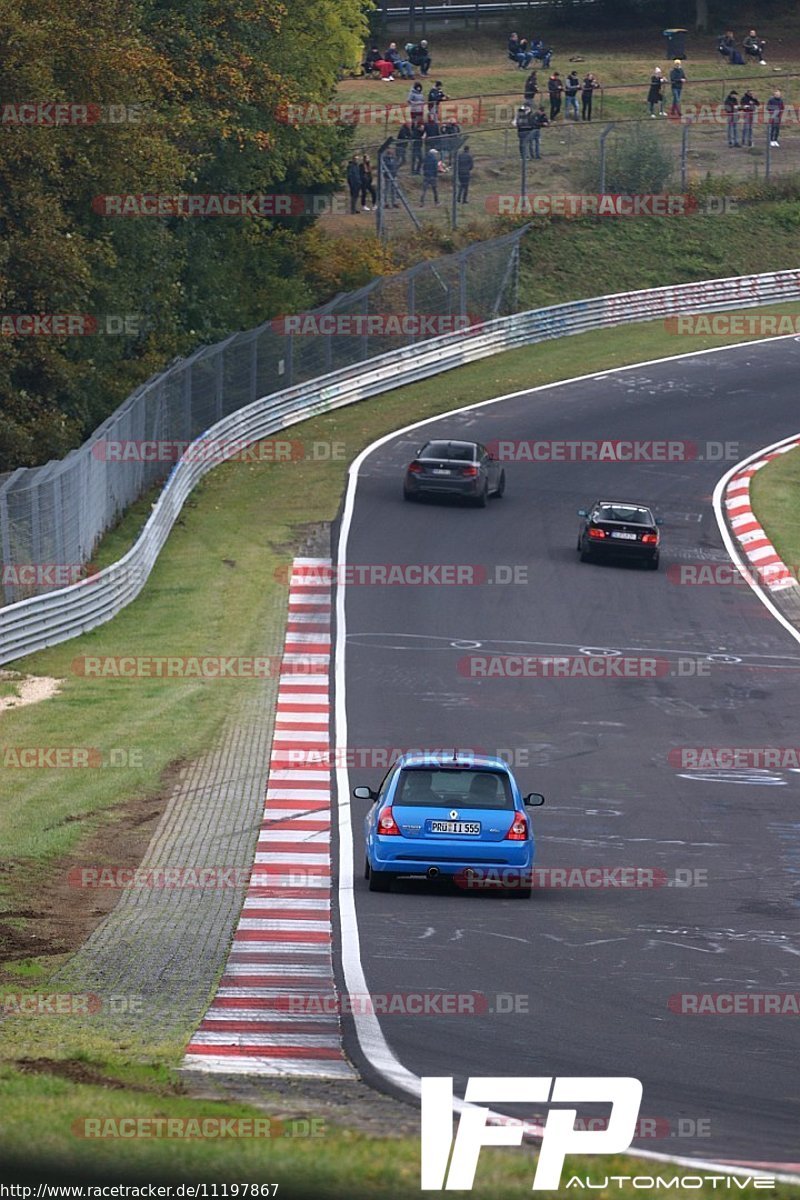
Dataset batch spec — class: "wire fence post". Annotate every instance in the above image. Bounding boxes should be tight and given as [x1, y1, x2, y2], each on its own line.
[452, 147, 459, 229]
[599, 122, 615, 192]
[681, 119, 690, 191]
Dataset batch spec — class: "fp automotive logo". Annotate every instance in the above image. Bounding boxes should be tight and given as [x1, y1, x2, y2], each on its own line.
[420, 1076, 642, 1190]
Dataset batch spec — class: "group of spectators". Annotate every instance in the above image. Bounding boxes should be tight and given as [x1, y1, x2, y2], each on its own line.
[722, 88, 785, 146]
[349, 22, 784, 217]
[362, 40, 432, 80]
[717, 29, 768, 66]
[646, 62, 687, 115]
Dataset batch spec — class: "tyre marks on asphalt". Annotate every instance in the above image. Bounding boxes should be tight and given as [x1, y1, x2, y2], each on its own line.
[183, 557, 355, 1077]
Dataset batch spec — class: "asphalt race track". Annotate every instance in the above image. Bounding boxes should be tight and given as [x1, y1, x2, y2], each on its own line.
[335, 337, 800, 1170]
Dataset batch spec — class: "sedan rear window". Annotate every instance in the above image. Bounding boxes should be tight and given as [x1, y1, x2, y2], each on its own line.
[420, 441, 476, 462]
[395, 768, 513, 809]
[596, 505, 653, 524]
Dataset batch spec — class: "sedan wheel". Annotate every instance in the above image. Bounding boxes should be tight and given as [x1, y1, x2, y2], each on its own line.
[368, 868, 393, 892]
[474, 481, 489, 508]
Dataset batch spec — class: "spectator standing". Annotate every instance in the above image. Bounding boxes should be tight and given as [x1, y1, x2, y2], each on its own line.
[548, 71, 564, 120]
[428, 81, 447, 121]
[564, 70, 580, 120]
[346, 156, 361, 214]
[456, 143, 474, 203]
[530, 105, 549, 159]
[411, 119, 426, 174]
[359, 155, 376, 209]
[723, 90, 740, 146]
[420, 147, 441, 206]
[408, 81, 425, 122]
[408, 40, 431, 76]
[424, 113, 441, 157]
[385, 42, 414, 79]
[524, 69, 539, 107]
[581, 72, 599, 120]
[743, 30, 767, 64]
[513, 104, 534, 159]
[767, 89, 784, 146]
[669, 60, 686, 116]
[647, 67, 665, 116]
[382, 147, 400, 206]
[740, 90, 759, 147]
[396, 119, 412, 166]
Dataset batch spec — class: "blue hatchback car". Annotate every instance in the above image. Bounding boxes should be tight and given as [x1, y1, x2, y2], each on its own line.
[354, 753, 545, 898]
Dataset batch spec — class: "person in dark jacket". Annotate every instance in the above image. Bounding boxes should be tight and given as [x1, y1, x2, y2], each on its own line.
[743, 29, 767, 64]
[507, 33, 531, 68]
[359, 155, 376, 210]
[548, 71, 563, 120]
[647, 67, 665, 116]
[523, 69, 539, 107]
[427, 81, 447, 120]
[423, 114, 441, 156]
[717, 31, 735, 60]
[346, 156, 361, 214]
[723, 90, 740, 146]
[740, 90, 759, 147]
[420, 148, 441, 206]
[581, 72, 599, 120]
[396, 120, 412, 167]
[514, 105, 534, 158]
[767, 89, 784, 146]
[410, 119, 426, 174]
[531, 38, 552, 68]
[382, 146, 400, 206]
[362, 46, 381, 75]
[456, 143, 474, 203]
[669, 60, 686, 115]
[564, 70, 580, 120]
[408, 40, 431, 75]
[530, 106, 549, 159]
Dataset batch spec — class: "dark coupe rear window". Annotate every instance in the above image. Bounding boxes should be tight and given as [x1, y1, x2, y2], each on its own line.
[596, 505, 653, 524]
[395, 768, 513, 809]
[420, 441, 476, 462]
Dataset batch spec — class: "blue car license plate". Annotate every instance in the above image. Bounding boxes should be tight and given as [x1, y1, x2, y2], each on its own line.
[428, 820, 481, 835]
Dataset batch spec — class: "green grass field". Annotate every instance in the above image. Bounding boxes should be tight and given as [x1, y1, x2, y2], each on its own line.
[327, 23, 800, 239]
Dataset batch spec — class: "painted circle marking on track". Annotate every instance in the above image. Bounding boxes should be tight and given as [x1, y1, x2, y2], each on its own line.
[451, 640, 482, 649]
[579, 647, 622, 657]
[705, 653, 742, 664]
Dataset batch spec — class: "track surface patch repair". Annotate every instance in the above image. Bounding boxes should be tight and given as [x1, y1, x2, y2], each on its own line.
[184, 558, 354, 1078]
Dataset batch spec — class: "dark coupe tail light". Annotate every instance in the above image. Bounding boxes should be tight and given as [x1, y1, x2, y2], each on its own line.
[461, 465, 479, 477]
[407, 461, 423, 474]
[588, 527, 606, 539]
[642, 533, 658, 544]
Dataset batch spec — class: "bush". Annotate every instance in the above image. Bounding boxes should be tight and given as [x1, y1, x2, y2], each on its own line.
[576, 124, 674, 194]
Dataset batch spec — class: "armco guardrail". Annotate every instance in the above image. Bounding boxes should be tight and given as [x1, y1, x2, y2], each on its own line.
[2, 269, 800, 665]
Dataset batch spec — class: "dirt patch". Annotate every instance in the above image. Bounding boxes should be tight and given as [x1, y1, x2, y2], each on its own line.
[0, 766, 184, 985]
[0, 671, 62, 712]
[12, 1058, 185, 1095]
[182, 1074, 421, 1139]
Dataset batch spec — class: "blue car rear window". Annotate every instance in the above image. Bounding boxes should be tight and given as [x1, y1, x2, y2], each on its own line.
[395, 768, 513, 809]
